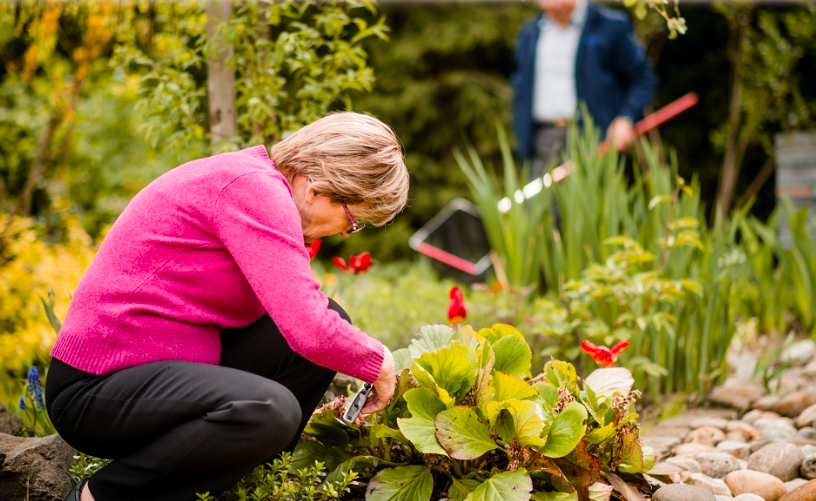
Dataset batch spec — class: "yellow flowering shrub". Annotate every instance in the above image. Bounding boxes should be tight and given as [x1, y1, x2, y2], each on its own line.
[0, 212, 98, 373]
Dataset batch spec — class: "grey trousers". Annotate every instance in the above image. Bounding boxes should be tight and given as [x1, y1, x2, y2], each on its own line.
[529, 125, 568, 181]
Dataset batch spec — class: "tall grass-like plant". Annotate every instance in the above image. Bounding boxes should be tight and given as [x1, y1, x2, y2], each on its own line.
[456, 120, 752, 397]
[454, 125, 550, 289]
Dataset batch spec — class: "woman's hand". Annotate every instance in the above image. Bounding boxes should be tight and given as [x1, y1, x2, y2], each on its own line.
[361, 347, 396, 415]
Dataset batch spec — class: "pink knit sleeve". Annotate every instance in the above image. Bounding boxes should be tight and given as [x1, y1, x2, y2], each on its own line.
[211, 172, 385, 383]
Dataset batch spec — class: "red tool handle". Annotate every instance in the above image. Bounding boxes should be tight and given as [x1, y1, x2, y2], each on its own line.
[599, 92, 699, 154]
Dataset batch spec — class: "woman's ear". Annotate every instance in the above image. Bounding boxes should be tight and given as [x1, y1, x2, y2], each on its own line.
[304, 179, 317, 204]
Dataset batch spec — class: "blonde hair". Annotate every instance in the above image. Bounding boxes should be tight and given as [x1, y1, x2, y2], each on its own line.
[269, 112, 409, 227]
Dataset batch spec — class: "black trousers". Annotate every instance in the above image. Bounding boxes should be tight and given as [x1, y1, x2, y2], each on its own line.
[45, 300, 345, 501]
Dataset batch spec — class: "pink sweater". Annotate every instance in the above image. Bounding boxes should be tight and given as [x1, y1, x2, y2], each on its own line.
[51, 146, 385, 383]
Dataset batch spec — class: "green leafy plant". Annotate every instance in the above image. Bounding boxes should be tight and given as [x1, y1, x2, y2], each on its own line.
[295, 324, 656, 501]
[197, 452, 358, 501]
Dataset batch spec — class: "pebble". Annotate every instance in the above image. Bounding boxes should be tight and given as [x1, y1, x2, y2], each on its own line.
[733, 495, 766, 501]
[693, 418, 731, 430]
[780, 478, 816, 501]
[698, 452, 743, 478]
[743, 410, 782, 425]
[775, 392, 816, 418]
[786, 479, 809, 492]
[748, 442, 806, 482]
[709, 383, 766, 412]
[798, 428, 816, 441]
[687, 426, 728, 447]
[653, 483, 717, 501]
[665, 457, 703, 473]
[676, 443, 720, 456]
[800, 454, 816, 480]
[718, 441, 753, 459]
[725, 470, 787, 501]
[687, 473, 733, 496]
[781, 340, 816, 366]
[798, 405, 816, 429]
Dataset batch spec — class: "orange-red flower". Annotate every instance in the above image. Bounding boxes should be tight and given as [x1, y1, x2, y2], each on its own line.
[307, 239, 322, 260]
[448, 287, 467, 327]
[332, 252, 373, 274]
[581, 340, 629, 367]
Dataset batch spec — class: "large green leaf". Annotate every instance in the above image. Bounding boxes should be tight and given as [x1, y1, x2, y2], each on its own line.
[398, 418, 448, 455]
[449, 477, 483, 501]
[493, 371, 538, 401]
[398, 387, 449, 455]
[366, 465, 434, 501]
[478, 324, 525, 344]
[415, 345, 476, 402]
[583, 368, 634, 405]
[492, 335, 532, 378]
[303, 408, 350, 448]
[544, 361, 578, 392]
[393, 348, 413, 371]
[464, 469, 533, 501]
[412, 362, 455, 407]
[486, 399, 546, 448]
[539, 402, 588, 458]
[435, 407, 498, 460]
[404, 387, 449, 420]
[614, 431, 643, 473]
[476, 346, 497, 410]
[533, 383, 558, 417]
[409, 325, 454, 359]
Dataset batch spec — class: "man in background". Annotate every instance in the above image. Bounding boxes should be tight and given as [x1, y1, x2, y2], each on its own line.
[512, 0, 657, 179]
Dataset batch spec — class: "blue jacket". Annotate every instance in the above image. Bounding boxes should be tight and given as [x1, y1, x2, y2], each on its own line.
[511, 3, 657, 161]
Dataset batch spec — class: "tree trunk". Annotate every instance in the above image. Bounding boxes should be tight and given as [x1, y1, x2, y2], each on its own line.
[14, 111, 63, 216]
[206, 0, 237, 150]
[715, 10, 751, 221]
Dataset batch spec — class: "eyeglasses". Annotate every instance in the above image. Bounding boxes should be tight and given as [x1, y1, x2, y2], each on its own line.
[341, 202, 365, 234]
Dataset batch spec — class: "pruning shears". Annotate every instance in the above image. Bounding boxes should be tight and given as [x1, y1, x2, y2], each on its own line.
[342, 382, 373, 426]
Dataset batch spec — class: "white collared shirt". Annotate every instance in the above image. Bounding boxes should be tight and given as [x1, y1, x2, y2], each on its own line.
[532, 0, 588, 123]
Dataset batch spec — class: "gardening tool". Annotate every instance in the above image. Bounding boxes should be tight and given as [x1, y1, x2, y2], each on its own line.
[342, 382, 373, 425]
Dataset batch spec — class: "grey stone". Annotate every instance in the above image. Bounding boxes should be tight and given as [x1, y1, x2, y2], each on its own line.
[653, 483, 717, 501]
[0, 433, 75, 501]
[801, 445, 816, 457]
[643, 436, 682, 457]
[320, 373, 360, 405]
[727, 421, 761, 441]
[686, 426, 727, 446]
[786, 479, 809, 492]
[710, 382, 766, 412]
[687, 473, 734, 496]
[800, 453, 816, 480]
[693, 418, 731, 430]
[665, 457, 703, 473]
[798, 428, 816, 441]
[757, 420, 798, 441]
[676, 442, 719, 456]
[775, 391, 816, 418]
[797, 405, 816, 429]
[781, 340, 816, 365]
[698, 452, 743, 478]
[743, 409, 781, 425]
[752, 439, 784, 453]
[717, 441, 752, 459]
[748, 442, 806, 482]
[755, 395, 783, 412]
[0, 402, 23, 436]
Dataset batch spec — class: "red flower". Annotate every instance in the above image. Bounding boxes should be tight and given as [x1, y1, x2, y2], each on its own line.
[349, 252, 373, 274]
[332, 252, 373, 274]
[581, 340, 629, 367]
[307, 239, 322, 260]
[448, 287, 467, 327]
[332, 257, 348, 273]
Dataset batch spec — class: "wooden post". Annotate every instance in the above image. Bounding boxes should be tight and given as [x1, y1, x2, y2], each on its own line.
[206, 0, 237, 149]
